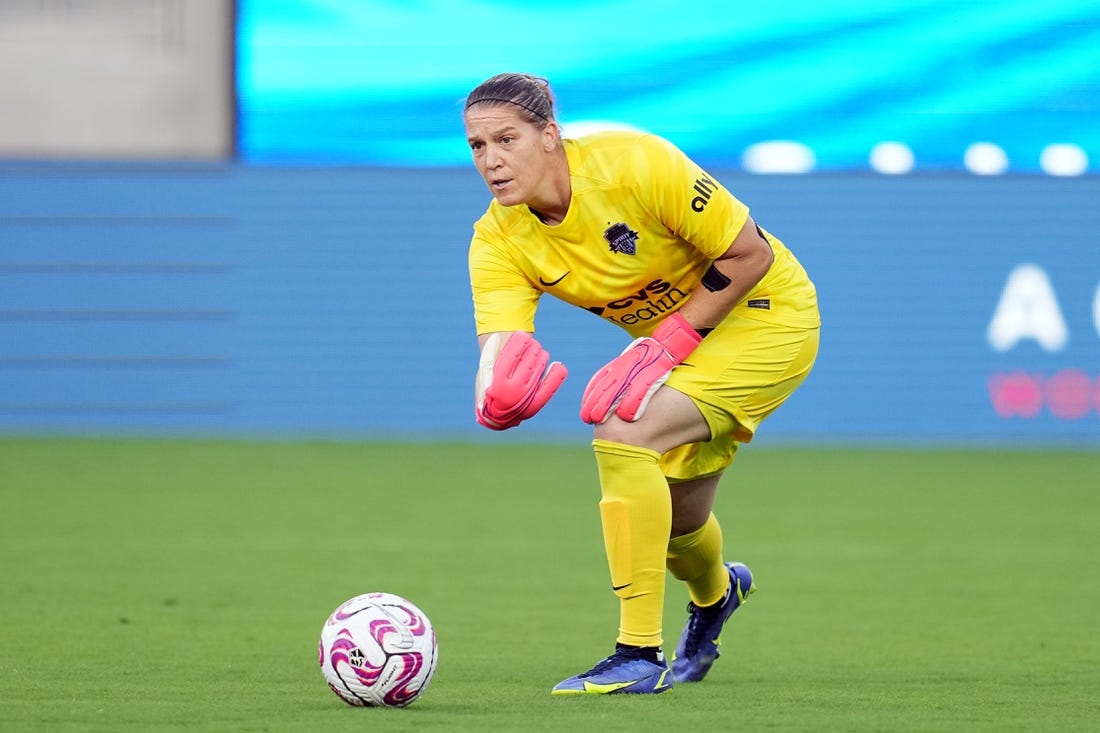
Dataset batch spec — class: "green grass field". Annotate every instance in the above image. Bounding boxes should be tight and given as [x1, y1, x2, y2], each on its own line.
[1, 438, 1097, 732]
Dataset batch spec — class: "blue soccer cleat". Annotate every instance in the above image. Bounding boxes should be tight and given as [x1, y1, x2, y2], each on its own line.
[551, 646, 673, 695]
[670, 561, 756, 683]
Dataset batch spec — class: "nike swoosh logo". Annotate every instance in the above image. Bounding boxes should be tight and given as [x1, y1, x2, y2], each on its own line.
[611, 583, 632, 591]
[582, 680, 636, 694]
[538, 271, 570, 287]
[579, 669, 671, 694]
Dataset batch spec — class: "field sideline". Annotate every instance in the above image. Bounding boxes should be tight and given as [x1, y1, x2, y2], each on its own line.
[1, 438, 1097, 732]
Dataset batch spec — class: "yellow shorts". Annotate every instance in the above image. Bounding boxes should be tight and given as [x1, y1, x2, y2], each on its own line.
[659, 316, 820, 481]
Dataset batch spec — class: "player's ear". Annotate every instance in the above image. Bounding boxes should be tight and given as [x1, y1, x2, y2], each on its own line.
[543, 122, 561, 151]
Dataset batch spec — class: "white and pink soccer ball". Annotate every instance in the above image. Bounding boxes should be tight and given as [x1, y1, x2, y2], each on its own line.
[319, 592, 438, 708]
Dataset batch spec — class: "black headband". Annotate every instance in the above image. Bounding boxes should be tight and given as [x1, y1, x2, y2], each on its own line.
[464, 97, 549, 121]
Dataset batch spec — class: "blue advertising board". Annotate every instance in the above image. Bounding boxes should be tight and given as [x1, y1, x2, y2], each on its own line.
[1, 165, 1097, 444]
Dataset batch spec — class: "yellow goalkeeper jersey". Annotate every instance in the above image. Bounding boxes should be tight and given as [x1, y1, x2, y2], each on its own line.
[469, 131, 819, 338]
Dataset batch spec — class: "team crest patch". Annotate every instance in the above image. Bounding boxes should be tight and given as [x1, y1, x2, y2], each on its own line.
[604, 222, 639, 255]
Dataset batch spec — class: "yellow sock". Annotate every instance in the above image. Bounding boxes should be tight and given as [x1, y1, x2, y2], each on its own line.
[592, 439, 671, 648]
[666, 513, 728, 607]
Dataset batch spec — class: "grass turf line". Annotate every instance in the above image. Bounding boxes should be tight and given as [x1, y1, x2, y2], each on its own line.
[0, 438, 1097, 732]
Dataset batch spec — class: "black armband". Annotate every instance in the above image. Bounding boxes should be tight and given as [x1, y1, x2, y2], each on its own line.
[701, 263, 731, 292]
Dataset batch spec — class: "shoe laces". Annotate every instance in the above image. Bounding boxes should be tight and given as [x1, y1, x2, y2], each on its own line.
[580, 647, 649, 678]
[680, 603, 707, 656]
[681, 592, 728, 656]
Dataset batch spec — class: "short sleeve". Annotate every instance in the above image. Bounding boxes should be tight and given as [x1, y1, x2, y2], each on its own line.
[631, 135, 749, 259]
[468, 233, 540, 335]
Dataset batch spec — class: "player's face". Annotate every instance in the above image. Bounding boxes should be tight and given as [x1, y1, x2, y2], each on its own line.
[465, 107, 554, 207]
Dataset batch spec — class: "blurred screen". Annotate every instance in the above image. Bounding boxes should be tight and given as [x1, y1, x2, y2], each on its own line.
[237, 0, 1099, 173]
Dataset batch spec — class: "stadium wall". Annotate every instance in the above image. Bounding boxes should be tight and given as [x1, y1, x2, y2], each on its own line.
[1, 164, 1098, 445]
[0, 1, 234, 159]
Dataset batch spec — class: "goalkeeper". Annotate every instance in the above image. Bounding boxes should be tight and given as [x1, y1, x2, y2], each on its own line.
[465, 73, 820, 695]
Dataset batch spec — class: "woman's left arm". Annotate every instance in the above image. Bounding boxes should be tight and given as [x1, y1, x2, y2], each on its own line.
[675, 215, 774, 332]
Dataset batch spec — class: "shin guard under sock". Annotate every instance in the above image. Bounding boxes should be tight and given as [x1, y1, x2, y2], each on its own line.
[666, 512, 728, 607]
[592, 439, 671, 648]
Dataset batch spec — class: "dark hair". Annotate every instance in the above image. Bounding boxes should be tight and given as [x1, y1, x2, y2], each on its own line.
[464, 73, 556, 128]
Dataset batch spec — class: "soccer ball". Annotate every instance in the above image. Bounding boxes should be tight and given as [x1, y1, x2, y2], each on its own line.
[318, 592, 438, 708]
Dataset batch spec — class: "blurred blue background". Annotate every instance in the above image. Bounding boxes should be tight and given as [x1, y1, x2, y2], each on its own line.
[238, 0, 1100, 173]
[2, 1, 1098, 444]
[3, 167, 1097, 444]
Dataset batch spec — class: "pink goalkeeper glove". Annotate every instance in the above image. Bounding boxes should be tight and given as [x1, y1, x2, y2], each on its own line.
[475, 331, 567, 430]
[580, 312, 703, 424]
